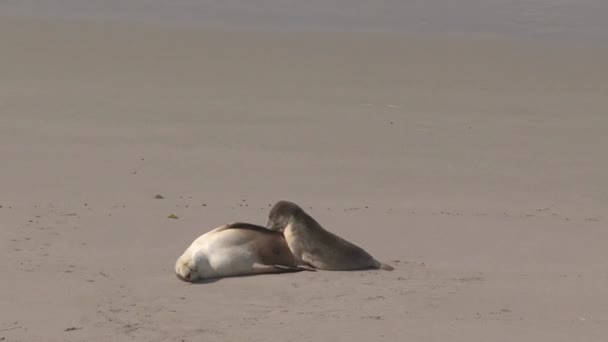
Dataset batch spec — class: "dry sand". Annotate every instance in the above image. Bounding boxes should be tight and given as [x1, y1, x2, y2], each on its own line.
[1, 15, 607, 341]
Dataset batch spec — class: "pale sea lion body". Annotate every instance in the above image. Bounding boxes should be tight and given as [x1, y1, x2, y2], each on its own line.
[175, 222, 304, 282]
[266, 200, 394, 271]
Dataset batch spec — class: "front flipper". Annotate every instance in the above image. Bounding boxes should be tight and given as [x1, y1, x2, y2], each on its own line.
[273, 264, 312, 272]
[251, 263, 308, 274]
[293, 263, 317, 272]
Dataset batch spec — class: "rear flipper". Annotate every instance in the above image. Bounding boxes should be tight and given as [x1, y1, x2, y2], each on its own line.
[379, 263, 394, 271]
[372, 260, 395, 271]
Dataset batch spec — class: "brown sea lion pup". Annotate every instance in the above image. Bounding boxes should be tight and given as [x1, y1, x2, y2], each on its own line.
[266, 200, 394, 271]
[175, 222, 308, 282]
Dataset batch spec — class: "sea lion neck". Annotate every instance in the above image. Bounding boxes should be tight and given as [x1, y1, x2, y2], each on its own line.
[294, 208, 322, 229]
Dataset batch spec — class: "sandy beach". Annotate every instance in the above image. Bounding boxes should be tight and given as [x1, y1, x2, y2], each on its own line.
[1, 5, 607, 341]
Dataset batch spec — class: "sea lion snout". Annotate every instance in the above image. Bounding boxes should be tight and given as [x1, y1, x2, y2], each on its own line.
[176, 269, 191, 282]
[266, 217, 285, 231]
[175, 257, 198, 282]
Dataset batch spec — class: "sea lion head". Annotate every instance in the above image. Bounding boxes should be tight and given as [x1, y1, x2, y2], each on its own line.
[266, 200, 303, 232]
[175, 250, 200, 282]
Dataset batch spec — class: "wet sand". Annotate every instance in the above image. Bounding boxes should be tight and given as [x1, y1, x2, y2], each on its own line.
[1, 15, 607, 342]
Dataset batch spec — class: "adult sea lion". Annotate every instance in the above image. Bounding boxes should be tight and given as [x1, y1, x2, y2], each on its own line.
[266, 200, 394, 271]
[175, 222, 305, 282]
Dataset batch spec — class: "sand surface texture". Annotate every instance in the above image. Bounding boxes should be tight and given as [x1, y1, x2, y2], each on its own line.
[1, 10, 607, 342]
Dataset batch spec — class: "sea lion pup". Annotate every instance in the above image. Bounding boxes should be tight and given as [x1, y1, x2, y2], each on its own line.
[175, 222, 306, 282]
[266, 200, 394, 271]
